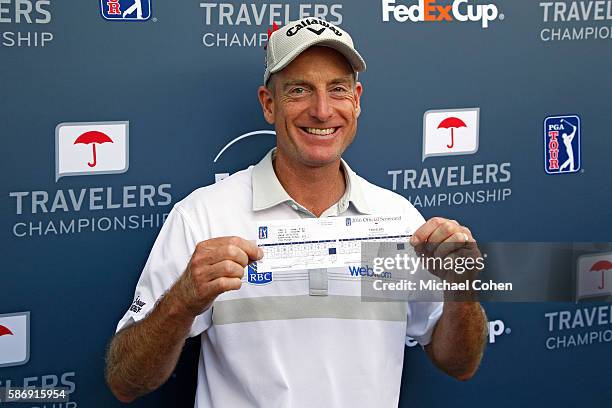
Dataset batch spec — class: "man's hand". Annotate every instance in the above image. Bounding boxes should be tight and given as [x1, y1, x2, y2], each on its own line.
[106, 236, 263, 403]
[409, 217, 482, 282]
[410, 217, 487, 381]
[175, 236, 264, 317]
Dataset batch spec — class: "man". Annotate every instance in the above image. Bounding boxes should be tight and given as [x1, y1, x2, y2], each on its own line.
[105, 18, 487, 407]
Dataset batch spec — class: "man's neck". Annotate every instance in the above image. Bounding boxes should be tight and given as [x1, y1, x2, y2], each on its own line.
[273, 150, 346, 217]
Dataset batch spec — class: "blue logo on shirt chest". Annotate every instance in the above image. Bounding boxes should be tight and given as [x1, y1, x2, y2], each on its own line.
[247, 262, 272, 285]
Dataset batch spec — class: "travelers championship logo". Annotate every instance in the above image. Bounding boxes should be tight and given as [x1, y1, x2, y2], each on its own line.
[198, 2, 343, 47]
[539, 1, 612, 42]
[8, 121, 172, 238]
[544, 115, 581, 174]
[55, 121, 129, 181]
[100, 0, 152, 21]
[576, 253, 612, 300]
[1, 0, 53, 48]
[0, 312, 30, 368]
[422, 108, 479, 161]
[388, 107, 512, 208]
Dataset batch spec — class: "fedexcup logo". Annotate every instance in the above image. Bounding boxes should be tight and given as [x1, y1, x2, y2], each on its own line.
[407, 318, 509, 346]
[382, 0, 503, 28]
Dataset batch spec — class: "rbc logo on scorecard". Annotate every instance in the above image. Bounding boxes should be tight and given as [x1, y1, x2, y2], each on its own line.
[544, 115, 581, 174]
[100, 0, 152, 21]
[247, 263, 273, 285]
[258, 226, 268, 240]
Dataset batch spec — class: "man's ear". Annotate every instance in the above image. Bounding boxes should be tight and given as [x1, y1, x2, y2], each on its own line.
[258, 85, 275, 125]
[354, 81, 363, 118]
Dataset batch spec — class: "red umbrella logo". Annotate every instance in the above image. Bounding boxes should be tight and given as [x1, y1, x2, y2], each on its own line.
[0, 325, 13, 337]
[590, 260, 612, 290]
[438, 117, 467, 149]
[73, 131, 113, 167]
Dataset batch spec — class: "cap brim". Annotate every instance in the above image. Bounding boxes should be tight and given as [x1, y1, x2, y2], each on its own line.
[269, 38, 366, 78]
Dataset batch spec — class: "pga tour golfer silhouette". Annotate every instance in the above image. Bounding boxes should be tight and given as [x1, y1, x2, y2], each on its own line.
[559, 118, 577, 172]
[123, 0, 143, 19]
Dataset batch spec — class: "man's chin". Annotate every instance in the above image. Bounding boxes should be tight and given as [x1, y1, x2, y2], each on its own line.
[298, 149, 344, 168]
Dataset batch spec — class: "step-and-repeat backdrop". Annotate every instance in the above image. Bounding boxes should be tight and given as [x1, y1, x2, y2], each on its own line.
[1, 1, 611, 407]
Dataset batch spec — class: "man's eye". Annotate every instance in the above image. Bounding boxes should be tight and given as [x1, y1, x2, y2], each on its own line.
[291, 87, 306, 94]
[332, 86, 348, 93]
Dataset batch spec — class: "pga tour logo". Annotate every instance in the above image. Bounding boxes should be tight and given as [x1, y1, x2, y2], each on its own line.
[422, 108, 479, 161]
[0, 312, 30, 368]
[258, 226, 268, 240]
[544, 115, 581, 174]
[55, 121, 129, 181]
[100, 0, 152, 21]
[576, 252, 612, 300]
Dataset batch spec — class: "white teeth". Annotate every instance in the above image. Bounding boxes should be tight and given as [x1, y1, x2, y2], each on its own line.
[304, 127, 336, 135]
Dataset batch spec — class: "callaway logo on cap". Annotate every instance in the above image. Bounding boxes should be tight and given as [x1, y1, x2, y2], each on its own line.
[264, 18, 367, 84]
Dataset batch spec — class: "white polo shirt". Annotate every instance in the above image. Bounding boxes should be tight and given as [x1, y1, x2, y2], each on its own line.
[116, 149, 443, 408]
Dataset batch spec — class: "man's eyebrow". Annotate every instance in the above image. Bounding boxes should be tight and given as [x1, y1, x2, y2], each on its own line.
[329, 76, 354, 85]
[281, 76, 354, 90]
[281, 80, 312, 90]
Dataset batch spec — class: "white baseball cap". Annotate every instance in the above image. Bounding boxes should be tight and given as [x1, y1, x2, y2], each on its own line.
[264, 18, 367, 85]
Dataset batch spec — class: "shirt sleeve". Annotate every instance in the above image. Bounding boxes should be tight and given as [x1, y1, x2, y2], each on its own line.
[115, 205, 212, 338]
[405, 301, 444, 346]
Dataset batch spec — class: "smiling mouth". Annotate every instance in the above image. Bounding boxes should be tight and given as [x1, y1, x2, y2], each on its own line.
[301, 127, 339, 136]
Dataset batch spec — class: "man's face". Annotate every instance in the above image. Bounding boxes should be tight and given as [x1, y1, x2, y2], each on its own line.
[258, 46, 363, 168]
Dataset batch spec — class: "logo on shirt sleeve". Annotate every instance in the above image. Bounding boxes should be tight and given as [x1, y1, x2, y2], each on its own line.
[129, 296, 146, 313]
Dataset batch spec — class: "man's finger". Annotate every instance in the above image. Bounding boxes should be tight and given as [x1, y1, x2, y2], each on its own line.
[201, 244, 250, 268]
[433, 232, 468, 259]
[206, 260, 246, 281]
[209, 276, 242, 295]
[197, 236, 264, 265]
[225, 236, 264, 262]
[427, 220, 464, 251]
[410, 217, 447, 247]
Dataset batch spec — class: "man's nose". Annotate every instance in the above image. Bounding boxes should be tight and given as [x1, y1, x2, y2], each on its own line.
[308, 92, 333, 122]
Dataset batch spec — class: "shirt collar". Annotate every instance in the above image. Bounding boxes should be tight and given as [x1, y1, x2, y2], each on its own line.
[251, 148, 371, 214]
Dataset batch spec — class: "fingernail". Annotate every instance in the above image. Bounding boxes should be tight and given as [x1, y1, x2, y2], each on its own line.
[258, 248, 264, 259]
[410, 235, 419, 246]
